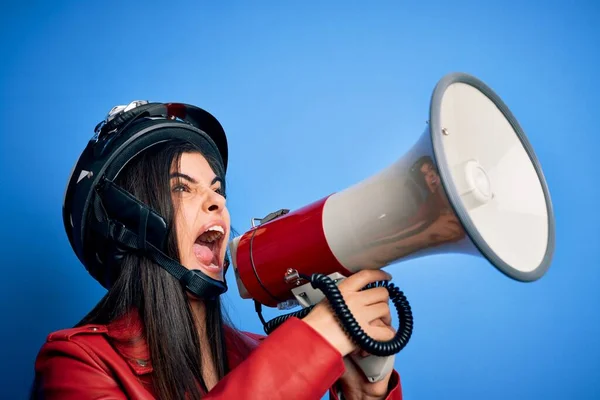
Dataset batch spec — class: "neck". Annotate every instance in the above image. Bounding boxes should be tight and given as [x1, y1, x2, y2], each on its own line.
[189, 298, 221, 391]
[190, 299, 208, 340]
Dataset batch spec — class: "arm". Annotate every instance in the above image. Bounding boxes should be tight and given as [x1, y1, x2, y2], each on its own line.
[206, 317, 346, 400]
[329, 305, 404, 400]
[34, 319, 344, 400]
[33, 271, 400, 400]
[209, 270, 403, 400]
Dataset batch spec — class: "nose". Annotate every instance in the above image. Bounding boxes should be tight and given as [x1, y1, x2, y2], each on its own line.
[203, 190, 226, 213]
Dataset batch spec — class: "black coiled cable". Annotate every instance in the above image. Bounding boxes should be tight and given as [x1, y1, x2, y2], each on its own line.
[257, 273, 414, 357]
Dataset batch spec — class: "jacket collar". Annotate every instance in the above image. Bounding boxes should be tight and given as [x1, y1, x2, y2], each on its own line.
[105, 309, 152, 375]
[103, 309, 260, 376]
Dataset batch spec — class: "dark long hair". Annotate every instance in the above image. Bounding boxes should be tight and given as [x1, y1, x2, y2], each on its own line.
[77, 140, 232, 399]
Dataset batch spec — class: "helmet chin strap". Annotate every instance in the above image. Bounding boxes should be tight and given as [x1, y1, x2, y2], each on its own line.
[95, 178, 228, 300]
[148, 248, 228, 300]
[101, 215, 228, 300]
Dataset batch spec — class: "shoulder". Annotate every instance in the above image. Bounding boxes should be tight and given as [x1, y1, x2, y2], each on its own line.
[36, 324, 113, 371]
[33, 324, 143, 399]
[45, 324, 108, 342]
[43, 323, 111, 352]
[37, 322, 149, 373]
[34, 325, 113, 386]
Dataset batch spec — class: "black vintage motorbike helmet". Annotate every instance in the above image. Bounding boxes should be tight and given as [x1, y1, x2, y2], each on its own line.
[62, 101, 229, 299]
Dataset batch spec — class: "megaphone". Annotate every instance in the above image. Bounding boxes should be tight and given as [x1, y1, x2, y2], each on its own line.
[228, 72, 555, 382]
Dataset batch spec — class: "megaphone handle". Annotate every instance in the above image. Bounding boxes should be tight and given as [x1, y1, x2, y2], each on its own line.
[255, 272, 413, 383]
[349, 353, 396, 383]
[304, 273, 413, 357]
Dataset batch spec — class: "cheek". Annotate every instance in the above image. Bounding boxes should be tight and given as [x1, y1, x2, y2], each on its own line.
[174, 207, 196, 247]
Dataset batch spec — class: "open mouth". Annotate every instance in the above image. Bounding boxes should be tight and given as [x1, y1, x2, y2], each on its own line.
[193, 225, 225, 270]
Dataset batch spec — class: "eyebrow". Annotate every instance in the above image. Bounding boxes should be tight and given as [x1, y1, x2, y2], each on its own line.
[170, 172, 198, 184]
[170, 173, 223, 186]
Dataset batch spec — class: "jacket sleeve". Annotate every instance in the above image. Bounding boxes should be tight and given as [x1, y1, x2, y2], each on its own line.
[206, 317, 346, 399]
[33, 317, 401, 400]
[33, 339, 130, 400]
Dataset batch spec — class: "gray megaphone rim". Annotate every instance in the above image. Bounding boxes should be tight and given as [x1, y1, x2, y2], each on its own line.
[429, 72, 556, 282]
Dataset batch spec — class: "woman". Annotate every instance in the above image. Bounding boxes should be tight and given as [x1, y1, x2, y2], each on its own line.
[31, 101, 402, 399]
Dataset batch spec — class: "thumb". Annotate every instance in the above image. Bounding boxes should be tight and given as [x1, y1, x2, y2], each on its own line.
[358, 319, 396, 358]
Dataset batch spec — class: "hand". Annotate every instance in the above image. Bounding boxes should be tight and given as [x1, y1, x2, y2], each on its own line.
[338, 319, 395, 400]
[422, 213, 464, 244]
[302, 270, 395, 357]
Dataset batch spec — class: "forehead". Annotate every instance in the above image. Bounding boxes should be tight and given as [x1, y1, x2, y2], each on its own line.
[420, 162, 434, 171]
[174, 152, 216, 178]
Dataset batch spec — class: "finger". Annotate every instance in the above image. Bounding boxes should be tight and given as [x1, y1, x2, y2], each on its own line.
[445, 227, 461, 237]
[381, 310, 392, 326]
[448, 223, 461, 233]
[370, 325, 396, 341]
[371, 316, 392, 328]
[438, 225, 459, 236]
[441, 228, 456, 237]
[365, 303, 392, 323]
[340, 270, 392, 292]
[373, 310, 392, 326]
[358, 287, 389, 306]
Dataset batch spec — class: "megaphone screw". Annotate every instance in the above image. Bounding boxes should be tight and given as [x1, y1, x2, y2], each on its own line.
[442, 127, 450, 135]
[284, 268, 300, 284]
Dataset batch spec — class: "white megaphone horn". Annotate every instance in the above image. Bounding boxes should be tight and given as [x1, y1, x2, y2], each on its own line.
[228, 72, 555, 382]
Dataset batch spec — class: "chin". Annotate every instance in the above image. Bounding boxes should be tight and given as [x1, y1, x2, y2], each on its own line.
[206, 271, 225, 282]
[189, 258, 225, 282]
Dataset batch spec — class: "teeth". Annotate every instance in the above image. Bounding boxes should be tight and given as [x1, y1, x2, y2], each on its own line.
[198, 225, 224, 244]
[206, 225, 224, 234]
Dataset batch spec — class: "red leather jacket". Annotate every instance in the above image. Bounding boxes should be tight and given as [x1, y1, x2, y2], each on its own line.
[33, 313, 402, 399]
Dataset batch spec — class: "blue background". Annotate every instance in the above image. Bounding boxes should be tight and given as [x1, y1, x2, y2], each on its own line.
[1, 1, 598, 399]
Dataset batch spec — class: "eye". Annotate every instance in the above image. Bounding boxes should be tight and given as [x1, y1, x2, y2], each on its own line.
[172, 183, 191, 193]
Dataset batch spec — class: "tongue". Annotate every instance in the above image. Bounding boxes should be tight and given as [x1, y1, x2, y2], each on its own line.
[193, 243, 214, 265]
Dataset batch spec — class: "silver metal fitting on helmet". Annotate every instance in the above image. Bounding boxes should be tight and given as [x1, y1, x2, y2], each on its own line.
[106, 100, 150, 122]
[93, 100, 150, 138]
